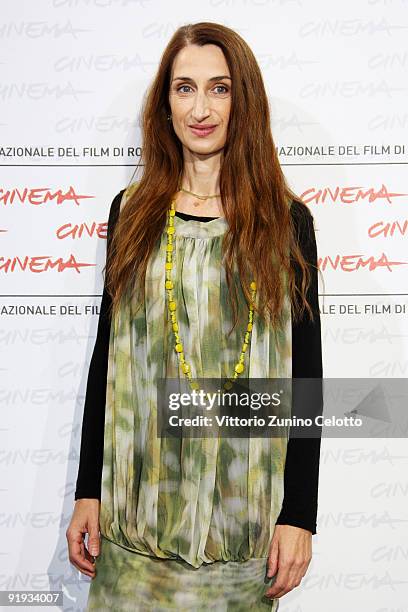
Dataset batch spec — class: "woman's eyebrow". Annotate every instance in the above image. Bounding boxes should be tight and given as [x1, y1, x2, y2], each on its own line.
[172, 75, 232, 83]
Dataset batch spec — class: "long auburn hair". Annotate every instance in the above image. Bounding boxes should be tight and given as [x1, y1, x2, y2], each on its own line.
[106, 22, 318, 334]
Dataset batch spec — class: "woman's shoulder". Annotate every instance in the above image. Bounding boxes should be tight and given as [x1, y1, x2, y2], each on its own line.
[289, 197, 316, 245]
[290, 197, 313, 222]
[108, 180, 140, 226]
[119, 180, 140, 208]
[120, 180, 141, 211]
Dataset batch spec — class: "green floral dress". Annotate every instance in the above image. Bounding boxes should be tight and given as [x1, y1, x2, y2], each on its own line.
[87, 185, 292, 611]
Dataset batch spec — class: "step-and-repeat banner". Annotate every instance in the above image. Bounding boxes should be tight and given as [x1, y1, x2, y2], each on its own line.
[1, 2, 407, 611]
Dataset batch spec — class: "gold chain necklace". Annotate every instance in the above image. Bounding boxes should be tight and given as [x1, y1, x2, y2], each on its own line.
[165, 197, 257, 397]
[177, 184, 220, 208]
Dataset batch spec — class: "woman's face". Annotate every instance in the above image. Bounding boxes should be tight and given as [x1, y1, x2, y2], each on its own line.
[168, 43, 232, 157]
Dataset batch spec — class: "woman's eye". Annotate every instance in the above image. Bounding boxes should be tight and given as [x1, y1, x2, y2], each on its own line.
[176, 84, 229, 94]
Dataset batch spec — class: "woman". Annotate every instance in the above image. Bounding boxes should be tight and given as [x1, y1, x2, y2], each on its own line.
[66, 22, 323, 611]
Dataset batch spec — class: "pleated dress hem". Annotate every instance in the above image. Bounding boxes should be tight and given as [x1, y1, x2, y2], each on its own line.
[86, 534, 280, 612]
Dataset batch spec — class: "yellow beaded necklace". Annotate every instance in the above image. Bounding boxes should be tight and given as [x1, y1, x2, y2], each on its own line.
[165, 198, 257, 396]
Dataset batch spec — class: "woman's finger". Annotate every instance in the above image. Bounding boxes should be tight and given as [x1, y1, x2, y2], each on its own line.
[67, 531, 97, 575]
[265, 558, 307, 599]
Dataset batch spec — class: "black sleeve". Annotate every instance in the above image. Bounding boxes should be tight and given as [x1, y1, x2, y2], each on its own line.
[274, 201, 323, 534]
[74, 189, 125, 500]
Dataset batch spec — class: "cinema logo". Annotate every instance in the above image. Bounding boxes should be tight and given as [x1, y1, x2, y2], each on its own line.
[301, 183, 408, 204]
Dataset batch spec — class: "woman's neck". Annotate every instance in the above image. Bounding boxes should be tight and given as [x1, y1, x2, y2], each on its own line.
[172, 190, 224, 218]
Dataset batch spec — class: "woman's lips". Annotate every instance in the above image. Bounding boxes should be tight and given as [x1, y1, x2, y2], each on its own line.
[189, 125, 217, 137]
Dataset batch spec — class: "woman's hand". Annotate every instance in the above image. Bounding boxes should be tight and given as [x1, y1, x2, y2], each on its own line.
[66, 499, 101, 579]
[264, 524, 312, 600]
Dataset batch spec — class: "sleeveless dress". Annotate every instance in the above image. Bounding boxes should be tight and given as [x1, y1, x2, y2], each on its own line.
[86, 185, 293, 611]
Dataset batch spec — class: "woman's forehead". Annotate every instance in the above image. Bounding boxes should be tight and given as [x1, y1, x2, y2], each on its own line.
[171, 44, 230, 80]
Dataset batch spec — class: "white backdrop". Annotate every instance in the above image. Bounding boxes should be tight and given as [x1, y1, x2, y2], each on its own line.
[1, 1, 407, 611]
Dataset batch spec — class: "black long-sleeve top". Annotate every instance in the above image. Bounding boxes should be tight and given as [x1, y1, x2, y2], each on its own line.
[74, 189, 323, 535]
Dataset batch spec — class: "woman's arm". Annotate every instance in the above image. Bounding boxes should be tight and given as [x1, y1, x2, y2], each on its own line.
[274, 201, 323, 535]
[74, 189, 125, 500]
